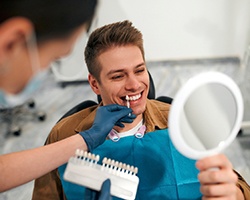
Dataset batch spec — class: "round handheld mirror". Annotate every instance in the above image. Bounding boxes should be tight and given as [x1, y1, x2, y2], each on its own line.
[168, 71, 244, 160]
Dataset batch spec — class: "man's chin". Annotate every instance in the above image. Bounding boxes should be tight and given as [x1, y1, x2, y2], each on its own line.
[132, 107, 145, 116]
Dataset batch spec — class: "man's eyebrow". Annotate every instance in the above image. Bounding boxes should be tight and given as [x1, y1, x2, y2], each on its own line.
[107, 69, 125, 76]
[136, 62, 145, 68]
[107, 62, 145, 76]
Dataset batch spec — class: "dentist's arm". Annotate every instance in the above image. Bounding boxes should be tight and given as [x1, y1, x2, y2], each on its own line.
[0, 104, 135, 192]
[0, 134, 86, 192]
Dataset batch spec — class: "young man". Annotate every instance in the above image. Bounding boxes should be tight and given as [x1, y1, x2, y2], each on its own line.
[33, 20, 250, 199]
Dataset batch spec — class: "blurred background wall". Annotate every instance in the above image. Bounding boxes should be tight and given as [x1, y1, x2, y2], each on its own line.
[52, 0, 250, 121]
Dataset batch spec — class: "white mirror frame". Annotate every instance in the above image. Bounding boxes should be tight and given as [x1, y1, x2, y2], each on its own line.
[169, 71, 244, 160]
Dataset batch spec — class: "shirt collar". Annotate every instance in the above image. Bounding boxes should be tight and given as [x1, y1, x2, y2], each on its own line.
[143, 99, 169, 132]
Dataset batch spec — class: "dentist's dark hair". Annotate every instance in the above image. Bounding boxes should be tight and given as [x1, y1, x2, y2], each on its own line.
[1, 0, 97, 42]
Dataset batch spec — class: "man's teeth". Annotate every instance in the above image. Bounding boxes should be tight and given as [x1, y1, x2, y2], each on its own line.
[126, 94, 141, 101]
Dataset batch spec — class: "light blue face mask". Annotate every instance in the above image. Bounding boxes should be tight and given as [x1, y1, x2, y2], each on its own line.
[0, 32, 48, 108]
[0, 70, 48, 108]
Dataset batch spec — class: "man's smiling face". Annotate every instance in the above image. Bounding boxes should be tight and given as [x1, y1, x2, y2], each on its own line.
[89, 45, 149, 117]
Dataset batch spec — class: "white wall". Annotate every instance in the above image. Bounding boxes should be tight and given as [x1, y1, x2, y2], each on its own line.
[52, 0, 250, 81]
[95, 0, 250, 61]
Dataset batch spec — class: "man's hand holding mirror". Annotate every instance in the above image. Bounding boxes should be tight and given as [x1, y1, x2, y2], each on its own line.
[169, 72, 246, 199]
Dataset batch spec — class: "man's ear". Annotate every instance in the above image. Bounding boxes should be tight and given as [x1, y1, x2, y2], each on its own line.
[0, 17, 33, 62]
[88, 73, 101, 95]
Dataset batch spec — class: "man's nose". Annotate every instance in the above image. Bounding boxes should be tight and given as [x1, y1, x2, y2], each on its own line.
[125, 75, 140, 91]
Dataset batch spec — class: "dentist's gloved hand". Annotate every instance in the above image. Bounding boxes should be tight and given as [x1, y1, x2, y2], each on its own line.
[79, 104, 135, 152]
[85, 179, 112, 200]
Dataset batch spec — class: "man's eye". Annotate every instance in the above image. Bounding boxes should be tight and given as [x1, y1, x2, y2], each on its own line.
[136, 69, 145, 74]
[112, 75, 123, 80]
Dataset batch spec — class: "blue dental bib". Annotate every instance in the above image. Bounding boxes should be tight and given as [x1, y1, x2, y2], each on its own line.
[59, 129, 202, 199]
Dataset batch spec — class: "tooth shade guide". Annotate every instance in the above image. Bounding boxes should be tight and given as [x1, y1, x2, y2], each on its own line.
[126, 95, 130, 108]
[64, 149, 139, 200]
[127, 100, 130, 108]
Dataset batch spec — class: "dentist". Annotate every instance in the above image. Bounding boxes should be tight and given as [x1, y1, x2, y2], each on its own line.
[0, 0, 134, 194]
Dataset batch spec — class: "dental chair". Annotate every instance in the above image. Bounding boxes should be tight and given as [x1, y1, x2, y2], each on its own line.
[57, 71, 173, 123]
[0, 99, 46, 136]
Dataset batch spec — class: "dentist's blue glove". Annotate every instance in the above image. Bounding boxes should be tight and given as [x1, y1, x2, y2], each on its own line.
[79, 104, 135, 152]
[85, 179, 112, 200]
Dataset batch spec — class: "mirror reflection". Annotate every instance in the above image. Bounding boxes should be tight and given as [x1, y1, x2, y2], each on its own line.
[169, 71, 244, 160]
[180, 83, 237, 151]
